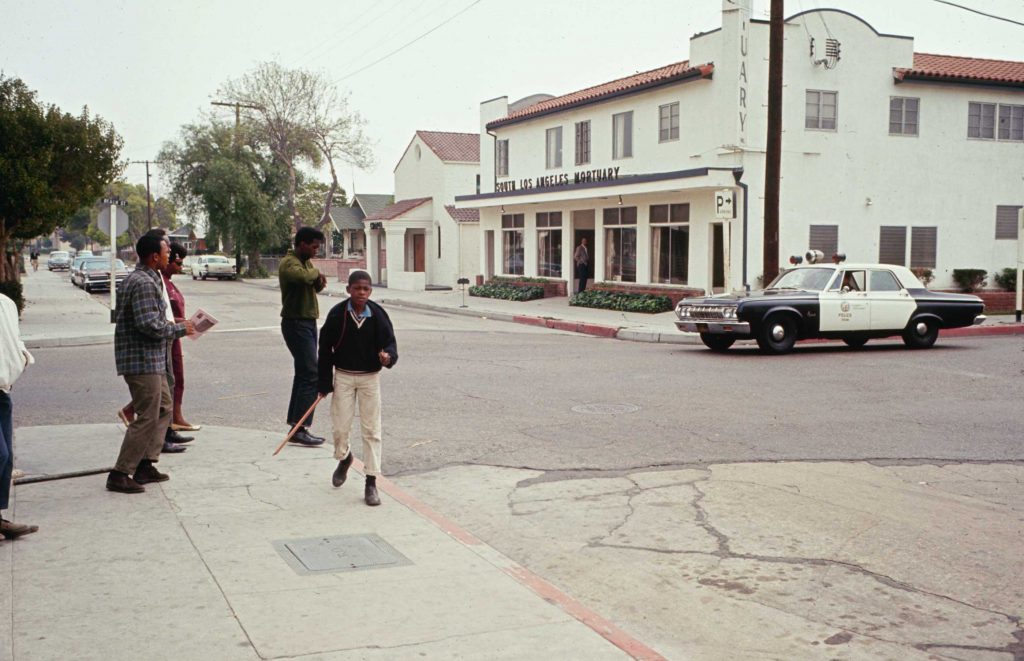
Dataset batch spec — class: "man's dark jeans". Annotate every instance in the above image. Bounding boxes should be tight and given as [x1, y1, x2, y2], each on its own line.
[0, 392, 13, 510]
[281, 318, 318, 428]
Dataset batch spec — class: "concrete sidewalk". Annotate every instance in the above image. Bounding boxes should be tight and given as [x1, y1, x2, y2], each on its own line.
[3, 424, 657, 660]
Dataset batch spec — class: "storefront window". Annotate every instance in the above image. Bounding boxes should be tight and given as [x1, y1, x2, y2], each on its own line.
[536, 212, 562, 277]
[603, 207, 637, 282]
[502, 213, 524, 275]
[650, 204, 689, 284]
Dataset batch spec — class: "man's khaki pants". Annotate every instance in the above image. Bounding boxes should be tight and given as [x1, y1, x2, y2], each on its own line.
[330, 370, 382, 477]
[114, 373, 172, 475]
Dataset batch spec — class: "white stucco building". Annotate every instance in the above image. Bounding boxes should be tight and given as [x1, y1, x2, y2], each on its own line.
[456, 1, 1023, 292]
[364, 131, 480, 290]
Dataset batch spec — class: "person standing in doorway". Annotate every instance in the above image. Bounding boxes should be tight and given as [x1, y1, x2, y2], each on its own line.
[280, 227, 328, 446]
[573, 237, 590, 294]
[318, 271, 398, 507]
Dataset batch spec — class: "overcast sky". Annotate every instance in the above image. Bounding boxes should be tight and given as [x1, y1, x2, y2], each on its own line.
[2, 0, 1020, 225]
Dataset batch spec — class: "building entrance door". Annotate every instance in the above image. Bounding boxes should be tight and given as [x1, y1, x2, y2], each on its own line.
[710, 222, 727, 293]
[413, 234, 425, 272]
[571, 209, 595, 292]
[376, 230, 387, 285]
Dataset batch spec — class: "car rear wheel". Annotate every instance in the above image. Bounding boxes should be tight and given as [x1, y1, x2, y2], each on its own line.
[200, 273, 207, 280]
[700, 333, 736, 352]
[902, 318, 938, 349]
[843, 337, 868, 349]
[756, 314, 797, 355]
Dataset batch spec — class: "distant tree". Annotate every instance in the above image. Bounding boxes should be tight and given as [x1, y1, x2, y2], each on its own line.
[217, 61, 374, 254]
[0, 74, 123, 281]
[158, 118, 291, 273]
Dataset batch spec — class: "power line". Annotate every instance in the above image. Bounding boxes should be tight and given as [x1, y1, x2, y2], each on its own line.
[932, 0, 1024, 27]
[335, 0, 483, 82]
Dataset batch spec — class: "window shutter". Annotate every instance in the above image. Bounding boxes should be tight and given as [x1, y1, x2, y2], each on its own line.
[879, 226, 907, 265]
[995, 205, 1021, 240]
[910, 227, 937, 268]
[808, 224, 839, 257]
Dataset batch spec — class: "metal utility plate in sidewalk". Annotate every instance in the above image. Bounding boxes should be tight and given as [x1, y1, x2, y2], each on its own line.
[273, 533, 412, 575]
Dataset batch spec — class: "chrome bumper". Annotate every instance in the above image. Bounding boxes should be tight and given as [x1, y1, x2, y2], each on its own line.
[973, 314, 987, 325]
[674, 320, 752, 335]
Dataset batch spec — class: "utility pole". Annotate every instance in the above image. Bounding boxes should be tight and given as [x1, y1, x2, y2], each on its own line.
[130, 160, 154, 229]
[762, 0, 784, 283]
[211, 100, 263, 272]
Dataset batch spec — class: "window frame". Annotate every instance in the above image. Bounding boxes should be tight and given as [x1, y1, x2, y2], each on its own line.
[535, 211, 563, 278]
[500, 213, 525, 276]
[545, 126, 563, 169]
[612, 111, 633, 159]
[805, 90, 838, 131]
[909, 226, 937, 269]
[603, 206, 637, 282]
[575, 120, 591, 166]
[968, 102, 996, 140]
[889, 96, 919, 136]
[649, 203, 690, 284]
[658, 102, 680, 143]
[496, 139, 509, 177]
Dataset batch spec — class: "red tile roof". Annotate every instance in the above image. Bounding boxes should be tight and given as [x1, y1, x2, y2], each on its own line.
[895, 53, 1024, 87]
[364, 197, 432, 222]
[444, 205, 479, 223]
[416, 131, 479, 162]
[487, 60, 714, 129]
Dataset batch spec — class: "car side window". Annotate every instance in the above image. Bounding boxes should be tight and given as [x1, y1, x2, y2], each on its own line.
[839, 270, 865, 291]
[869, 270, 901, 292]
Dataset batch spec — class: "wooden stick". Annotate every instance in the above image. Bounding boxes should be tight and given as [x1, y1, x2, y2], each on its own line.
[273, 394, 325, 456]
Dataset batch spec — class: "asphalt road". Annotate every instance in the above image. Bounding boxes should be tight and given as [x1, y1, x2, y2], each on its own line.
[18, 278, 1024, 474]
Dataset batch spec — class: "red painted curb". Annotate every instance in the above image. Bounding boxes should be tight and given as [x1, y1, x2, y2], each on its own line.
[512, 315, 548, 328]
[513, 315, 621, 339]
[351, 457, 666, 660]
[943, 324, 1024, 338]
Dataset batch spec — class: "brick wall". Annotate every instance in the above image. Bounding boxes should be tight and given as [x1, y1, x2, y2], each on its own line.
[589, 282, 705, 306]
[499, 278, 568, 297]
[311, 257, 369, 281]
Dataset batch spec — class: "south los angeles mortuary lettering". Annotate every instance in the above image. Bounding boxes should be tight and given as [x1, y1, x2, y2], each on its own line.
[495, 166, 619, 193]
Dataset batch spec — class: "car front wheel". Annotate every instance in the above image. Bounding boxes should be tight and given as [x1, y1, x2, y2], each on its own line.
[756, 314, 798, 355]
[902, 318, 938, 349]
[700, 333, 736, 352]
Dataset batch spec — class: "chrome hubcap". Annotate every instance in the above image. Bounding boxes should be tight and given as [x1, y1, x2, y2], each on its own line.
[915, 321, 928, 335]
[771, 324, 786, 341]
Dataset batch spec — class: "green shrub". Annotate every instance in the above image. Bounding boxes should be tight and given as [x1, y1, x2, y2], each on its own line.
[951, 269, 987, 293]
[0, 280, 25, 314]
[570, 290, 672, 313]
[910, 267, 934, 287]
[994, 268, 1017, 292]
[469, 282, 544, 301]
[243, 265, 269, 279]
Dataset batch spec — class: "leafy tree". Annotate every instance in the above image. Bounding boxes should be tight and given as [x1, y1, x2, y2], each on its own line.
[217, 60, 374, 252]
[158, 118, 291, 273]
[0, 74, 124, 281]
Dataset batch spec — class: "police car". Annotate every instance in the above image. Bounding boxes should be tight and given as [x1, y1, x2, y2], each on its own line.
[674, 252, 986, 354]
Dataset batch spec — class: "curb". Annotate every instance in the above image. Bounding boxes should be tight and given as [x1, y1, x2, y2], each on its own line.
[24, 334, 113, 349]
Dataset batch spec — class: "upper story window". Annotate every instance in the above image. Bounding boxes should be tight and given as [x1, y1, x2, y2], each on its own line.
[545, 127, 562, 169]
[613, 111, 633, 159]
[889, 97, 919, 136]
[805, 90, 837, 131]
[575, 121, 591, 165]
[659, 103, 679, 142]
[970, 102, 1024, 141]
[496, 139, 509, 176]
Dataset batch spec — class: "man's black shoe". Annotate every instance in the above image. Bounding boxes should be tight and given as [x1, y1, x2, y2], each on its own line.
[106, 470, 145, 493]
[166, 429, 194, 444]
[162, 441, 187, 453]
[290, 428, 325, 447]
[364, 480, 381, 507]
[332, 453, 353, 487]
[134, 460, 169, 485]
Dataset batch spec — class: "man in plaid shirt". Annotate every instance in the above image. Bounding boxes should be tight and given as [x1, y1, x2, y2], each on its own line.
[107, 234, 195, 493]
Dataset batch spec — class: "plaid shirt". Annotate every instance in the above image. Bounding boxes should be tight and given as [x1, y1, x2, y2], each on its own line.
[114, 265, 186, 375]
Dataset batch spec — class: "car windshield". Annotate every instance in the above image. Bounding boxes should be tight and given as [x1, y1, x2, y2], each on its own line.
[52, 252, 68, 258]
[207, 257, 229, 263]
[84, 262, 109, 271]
[767, 267, 836, 291]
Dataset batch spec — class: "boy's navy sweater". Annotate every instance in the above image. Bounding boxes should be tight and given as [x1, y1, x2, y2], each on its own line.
[316, 298, 398, 394]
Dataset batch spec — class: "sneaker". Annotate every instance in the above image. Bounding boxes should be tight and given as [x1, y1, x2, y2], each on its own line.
[332, 453, 353, 487]
[0, 519, 39, 540]
[134, 461, 169, 485]
[106, 470, 145, 494]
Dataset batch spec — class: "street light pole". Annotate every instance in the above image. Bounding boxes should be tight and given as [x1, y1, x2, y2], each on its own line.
[762, 0, 784, 284]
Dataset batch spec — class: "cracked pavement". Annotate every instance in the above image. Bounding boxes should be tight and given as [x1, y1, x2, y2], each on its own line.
[399, 461, 1024, 660]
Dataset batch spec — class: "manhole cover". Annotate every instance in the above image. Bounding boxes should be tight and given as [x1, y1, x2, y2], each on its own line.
[273, 533, 411, 575]
[571, 403, 641, 415]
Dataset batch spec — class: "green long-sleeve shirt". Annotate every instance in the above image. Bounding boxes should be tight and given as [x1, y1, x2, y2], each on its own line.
[279, 250, 325, 319]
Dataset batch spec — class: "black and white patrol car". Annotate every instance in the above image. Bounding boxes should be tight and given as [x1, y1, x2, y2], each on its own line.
[675, 262, 986, 354]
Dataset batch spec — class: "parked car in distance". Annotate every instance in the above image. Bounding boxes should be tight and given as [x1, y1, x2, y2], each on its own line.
[191, 255, 236, 280]
[674, 261, 986, 354]
[81, 259, 130, 293]
[47, 251, 71, 270]
[70, 256, 103, 285]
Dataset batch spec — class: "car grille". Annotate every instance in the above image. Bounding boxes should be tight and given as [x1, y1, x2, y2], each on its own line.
[677, 305, 737, 320]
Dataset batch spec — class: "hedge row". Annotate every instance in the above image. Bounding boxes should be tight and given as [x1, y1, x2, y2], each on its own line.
[469, 282, 544, 301]
[569, 289, 672, 313]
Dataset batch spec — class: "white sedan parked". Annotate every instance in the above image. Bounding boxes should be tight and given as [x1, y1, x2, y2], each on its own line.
[190, 255, 236, 280]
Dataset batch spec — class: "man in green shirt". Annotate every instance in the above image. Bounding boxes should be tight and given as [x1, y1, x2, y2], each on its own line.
[280, 227, 328, 446]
